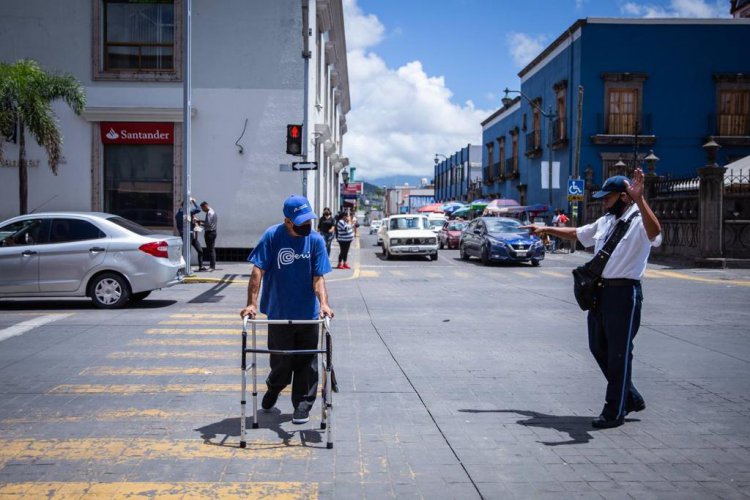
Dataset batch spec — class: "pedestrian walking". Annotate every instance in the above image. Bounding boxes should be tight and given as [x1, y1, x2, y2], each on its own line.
[335, 213, 354, 269]
[317, 207, 336, 255]
[239, 195, 334, 425]
[175, 198, 205, 272]
[522, 168, 662, 429]
[199, 201, 217, 271]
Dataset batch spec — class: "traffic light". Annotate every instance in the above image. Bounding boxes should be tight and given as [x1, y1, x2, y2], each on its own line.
[286, 124, 303, 155]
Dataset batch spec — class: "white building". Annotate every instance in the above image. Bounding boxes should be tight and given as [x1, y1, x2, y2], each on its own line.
[0, 0, 350, 258]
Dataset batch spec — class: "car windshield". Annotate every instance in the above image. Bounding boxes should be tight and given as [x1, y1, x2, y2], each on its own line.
[107, 216, 155, 236]
[428, 219, 444, 229]
[390, 217, 427, 230]
[485, 219, 525, 233]
[447, 222, 467, 231]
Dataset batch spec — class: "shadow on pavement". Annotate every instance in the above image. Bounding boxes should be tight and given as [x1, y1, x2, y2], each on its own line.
[458, 409, 640, 446]
[195, 412, 323, 449]
[0, 299, 176, 310]
[188, 274, 239, 303]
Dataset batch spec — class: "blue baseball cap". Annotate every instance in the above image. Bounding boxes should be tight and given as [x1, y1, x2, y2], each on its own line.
[592, 175, 631, 199]
[283, 195, 317, 225]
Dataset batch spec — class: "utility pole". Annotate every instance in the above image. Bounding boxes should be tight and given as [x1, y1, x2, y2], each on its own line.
[181, 0, 192, 274]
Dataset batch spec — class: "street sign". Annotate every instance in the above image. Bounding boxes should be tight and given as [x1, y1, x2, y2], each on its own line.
[292, 161, 318, 171]
[567, 179, 584, 202]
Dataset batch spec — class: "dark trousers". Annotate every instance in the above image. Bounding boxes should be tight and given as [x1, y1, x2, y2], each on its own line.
[203, 230, 217, 269]
[266, 324, 319, 409]
[587, 283, 644, 420]
[338, 240, 351, 263]
[190, 234, 203, 266]
[323, 232, 334, 255]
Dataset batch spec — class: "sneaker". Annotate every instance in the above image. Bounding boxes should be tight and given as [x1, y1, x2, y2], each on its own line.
[197, 267, 208, 272]
[261, 391, 279, 410]
[342, 263, 351, 269]
[292, 406, 310, 424]
[336, 264, 344, 269]
[207, 268, 215, 272]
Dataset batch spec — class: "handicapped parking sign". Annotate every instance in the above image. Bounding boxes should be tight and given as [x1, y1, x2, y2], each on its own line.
[567, 179, 584, 202]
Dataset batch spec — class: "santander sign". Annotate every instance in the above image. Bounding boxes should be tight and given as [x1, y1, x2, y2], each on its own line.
[100, 122, 174, 145]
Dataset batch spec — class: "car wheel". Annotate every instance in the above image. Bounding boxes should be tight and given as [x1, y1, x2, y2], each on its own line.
[459, 244, 469, 260]
[531, 258, 541, 267]
[430, 252, 438, 261]
[89, 272, 130, 309]
[481, 245, 490, 266]
[130, 291, 151, 302]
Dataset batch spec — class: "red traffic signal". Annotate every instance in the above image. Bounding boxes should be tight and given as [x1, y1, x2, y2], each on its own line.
[286, 124, 303, 155]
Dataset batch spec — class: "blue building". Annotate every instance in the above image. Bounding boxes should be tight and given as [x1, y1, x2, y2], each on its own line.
[482, 18, 750, 216]
[434, 144, 482, 202]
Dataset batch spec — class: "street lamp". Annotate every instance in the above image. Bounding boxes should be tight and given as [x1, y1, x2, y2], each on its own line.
[503, 88, 557, 210]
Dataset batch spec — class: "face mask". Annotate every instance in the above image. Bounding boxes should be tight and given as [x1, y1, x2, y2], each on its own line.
[293, 224, 312, 236]
[607, 197, 628, 217]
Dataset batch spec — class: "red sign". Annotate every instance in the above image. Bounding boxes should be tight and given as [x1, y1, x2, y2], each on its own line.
[341, 182, 363, 195]
[101, 122, 174, 145]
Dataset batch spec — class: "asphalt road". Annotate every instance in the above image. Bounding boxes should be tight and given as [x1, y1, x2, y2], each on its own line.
[1, 231, 749, 499]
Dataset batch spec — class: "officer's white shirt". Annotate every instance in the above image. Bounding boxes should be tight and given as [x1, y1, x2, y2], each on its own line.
[576, 203, 662, 280]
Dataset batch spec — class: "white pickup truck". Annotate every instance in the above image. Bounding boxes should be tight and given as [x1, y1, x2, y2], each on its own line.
[381, 214, 438, 261]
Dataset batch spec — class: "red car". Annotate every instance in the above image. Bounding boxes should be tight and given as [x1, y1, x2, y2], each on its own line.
[437, 220, 467, 249]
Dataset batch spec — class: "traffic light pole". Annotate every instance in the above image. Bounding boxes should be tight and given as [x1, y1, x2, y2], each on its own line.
[301, 0, 313, 200]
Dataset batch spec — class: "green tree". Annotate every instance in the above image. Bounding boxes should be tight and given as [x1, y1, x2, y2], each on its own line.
[0, 59, 86, 214]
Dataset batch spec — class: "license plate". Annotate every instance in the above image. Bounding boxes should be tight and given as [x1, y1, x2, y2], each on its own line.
[410, 247, 419, 252]
[515, 250, 527, 256]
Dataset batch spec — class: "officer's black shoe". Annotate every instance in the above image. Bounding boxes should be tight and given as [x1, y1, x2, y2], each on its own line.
[261, 391, 279, 410]
[625, 399, 646, 415]
[592, 415, 624, 429]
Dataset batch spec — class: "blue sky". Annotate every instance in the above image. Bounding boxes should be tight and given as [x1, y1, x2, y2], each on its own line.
[343, 0, 730, 181]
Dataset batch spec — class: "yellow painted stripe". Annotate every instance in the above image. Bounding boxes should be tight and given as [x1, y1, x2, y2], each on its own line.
[108, 351, 236, 360]
[425, 271, 441, 279]
[1, 408, 225, 424]
[79, 366, 268, 376]
[0, 439, 311, 465]
[540, 270, 566, 278]
[390, 270, 407, 277]
[130, 338, 237, 347]
[160, 319, 245, 325]
[146, 328, 258, 336]
[49, 384, 309, 395]
[514, 270, 535, 279]
[648, 269, 750, 287]
[359, 270, 379, 278]
[644, 269, 666, 279]
[0, 482, 318, 499]
[453, 271, 471, 279]
[170, 313, 246, 319]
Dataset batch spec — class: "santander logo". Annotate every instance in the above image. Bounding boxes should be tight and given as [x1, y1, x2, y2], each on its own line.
[105, 128, 119, 140]
[101, 122, 174, 145]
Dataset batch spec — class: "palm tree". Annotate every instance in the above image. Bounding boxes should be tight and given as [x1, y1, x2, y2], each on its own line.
[0, 59, 86, 214]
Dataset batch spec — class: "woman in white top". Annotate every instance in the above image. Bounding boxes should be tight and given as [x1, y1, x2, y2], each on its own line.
[335, 214, 355, 269]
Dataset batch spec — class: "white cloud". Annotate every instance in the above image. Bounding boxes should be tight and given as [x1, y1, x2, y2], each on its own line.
[621, 0, 729, 18]
[576, 0, 589, 9]
[342, 0, 490, 180]
[506, 32, 548, 69]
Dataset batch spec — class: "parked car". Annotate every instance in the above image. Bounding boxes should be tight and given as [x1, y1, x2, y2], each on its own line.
[437, 220, 467, 249]
[377, 217, 389, 245]
[369, 219, 382, 235]
[459, 217, 545, 266]
[426, 215, 447, 234]
[0, 212, 185, 308]
[382, 214, 438, 261]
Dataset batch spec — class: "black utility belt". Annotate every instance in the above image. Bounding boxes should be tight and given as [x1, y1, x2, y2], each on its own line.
[600, 278, 640, 287]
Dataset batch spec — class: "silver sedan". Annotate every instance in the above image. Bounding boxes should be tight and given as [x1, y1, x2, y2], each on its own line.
[0, 212, 185, 308]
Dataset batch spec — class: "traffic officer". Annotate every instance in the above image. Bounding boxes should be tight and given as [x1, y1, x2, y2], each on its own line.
[523, 168, 662, 428]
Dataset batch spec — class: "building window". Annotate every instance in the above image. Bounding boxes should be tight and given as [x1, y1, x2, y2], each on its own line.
[601, 73, 647, 135]
[554, 80, 567, 142]
[509, 130, 519, 176]
[497, 137, 505, 178]
[93, 0, 183, 81]
[485, 142, 494, 184]
[718, 89, 750, 136]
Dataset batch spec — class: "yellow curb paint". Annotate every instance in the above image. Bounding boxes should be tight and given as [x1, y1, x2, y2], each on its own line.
[326, 262, 360, 282]
[184, 277, 249, 285]
[0, 482, 318, 499]
[647, 269, 750, 287]
[540, 270, 567, 278]
[0, 439, 311, 466]
[79, 366, 268, 376]
[108, 351, 236, 360]
[160, 320, 245, 325]
[146, 328, 263, 336]
[359, 270, 379, 278]
[130, 338, 237, 347]
[49, 384, 308, 395]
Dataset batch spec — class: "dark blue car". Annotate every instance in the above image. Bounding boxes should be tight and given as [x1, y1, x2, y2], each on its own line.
[459, 217, 545, 266]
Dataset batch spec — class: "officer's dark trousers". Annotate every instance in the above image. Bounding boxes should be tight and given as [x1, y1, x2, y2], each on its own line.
[265, 324, 319, 409]
[587, 283, 644, 420]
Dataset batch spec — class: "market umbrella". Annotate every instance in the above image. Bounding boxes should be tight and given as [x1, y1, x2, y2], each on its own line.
[416, 203, 445, 213]
[486, 198, 520, 209]
[442, 203, 466, 215]
[470, 199, 490, 211]
[449, 207, 472, 219]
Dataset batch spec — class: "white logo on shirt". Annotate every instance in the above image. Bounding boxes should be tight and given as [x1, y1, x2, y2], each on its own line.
[277, 248, 310, 269]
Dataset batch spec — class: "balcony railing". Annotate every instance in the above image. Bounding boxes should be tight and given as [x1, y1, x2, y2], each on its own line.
[708, 113, 750, 136]
[596, 113, 652, 135]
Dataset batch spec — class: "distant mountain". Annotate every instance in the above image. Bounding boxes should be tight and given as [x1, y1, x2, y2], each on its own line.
[360, 174, 433, 188]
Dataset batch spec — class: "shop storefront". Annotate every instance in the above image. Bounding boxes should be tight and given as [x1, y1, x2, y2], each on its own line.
[99, 122, 175, 228]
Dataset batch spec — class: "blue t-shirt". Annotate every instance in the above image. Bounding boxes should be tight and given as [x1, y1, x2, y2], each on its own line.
[248, 224, 332, 320]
